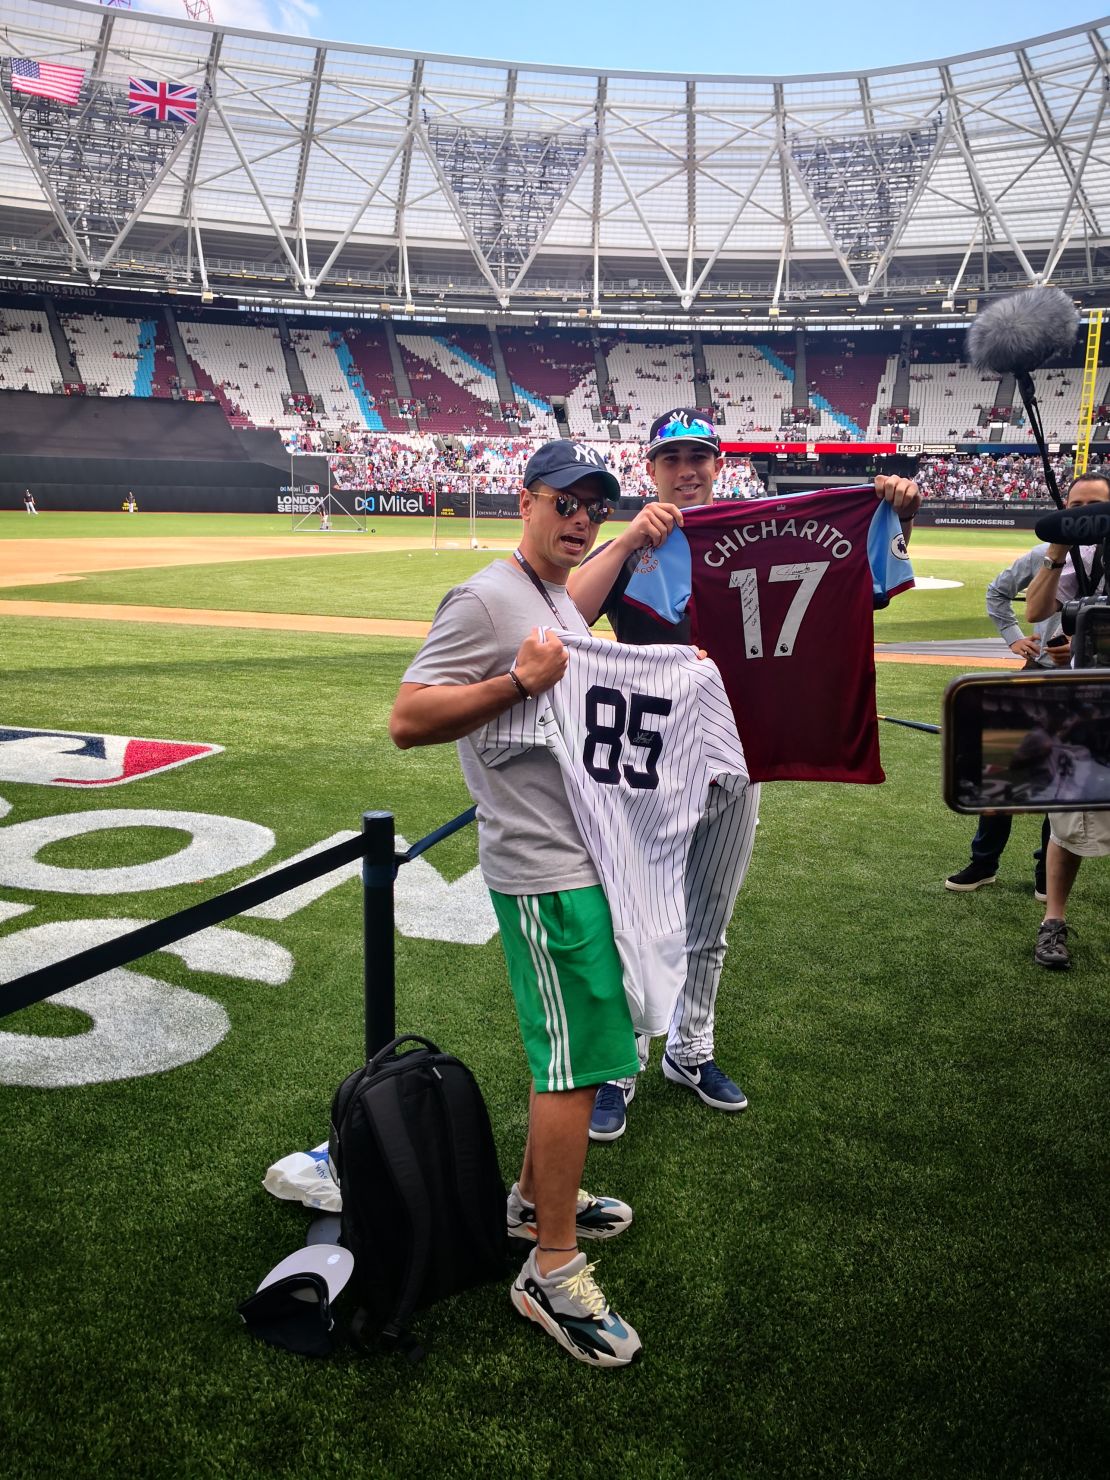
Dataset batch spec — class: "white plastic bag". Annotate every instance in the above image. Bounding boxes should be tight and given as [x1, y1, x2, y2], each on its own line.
[262, 1141, 341, 1212]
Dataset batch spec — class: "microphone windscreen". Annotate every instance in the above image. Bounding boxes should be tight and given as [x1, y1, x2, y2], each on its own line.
[967, 286, 1079, 375]
[1034, 501, 1110, 544]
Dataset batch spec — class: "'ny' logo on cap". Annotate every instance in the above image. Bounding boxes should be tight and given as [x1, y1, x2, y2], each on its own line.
[572, 444, 604, 465]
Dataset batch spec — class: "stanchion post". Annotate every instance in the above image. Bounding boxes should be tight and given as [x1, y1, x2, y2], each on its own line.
[361, 810, 396, 1061]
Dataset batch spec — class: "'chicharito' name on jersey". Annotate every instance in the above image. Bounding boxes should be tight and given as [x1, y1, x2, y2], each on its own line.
[700, 513, 863, 564]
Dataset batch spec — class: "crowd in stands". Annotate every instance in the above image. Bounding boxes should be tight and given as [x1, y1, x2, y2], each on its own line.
[597, 442, 765, 499]
[59, 311, 143, 396]
[913, 452, 1077, 502]
[0, 309, 55, 392]
[706, 348, 796, 437]
[327, 436, 437, 490]
[284, 427, 1106, 508]
[6, 294, 1106, 486]
[289, 431, 767, 500]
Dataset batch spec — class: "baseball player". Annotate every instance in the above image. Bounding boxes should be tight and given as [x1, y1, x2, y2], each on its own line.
[567, 408, 920, 1140]
[389, 440, 643, 1368]
[23, 489, 37, 516]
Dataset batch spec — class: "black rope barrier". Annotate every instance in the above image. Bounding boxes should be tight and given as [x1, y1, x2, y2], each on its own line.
[877, 714, 942, 735]
[396, 806, 477, 867]
[0, 808, 478, 1038]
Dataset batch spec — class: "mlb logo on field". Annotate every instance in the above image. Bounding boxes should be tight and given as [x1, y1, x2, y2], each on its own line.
[0, 726, 222, 788]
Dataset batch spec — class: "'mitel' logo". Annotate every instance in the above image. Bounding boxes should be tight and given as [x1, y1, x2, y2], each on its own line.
[0, 727, 223, 787]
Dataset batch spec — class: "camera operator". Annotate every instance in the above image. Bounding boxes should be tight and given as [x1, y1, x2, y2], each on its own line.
[945, 545, 1071, 899]
[1023, 471, 1110, 969]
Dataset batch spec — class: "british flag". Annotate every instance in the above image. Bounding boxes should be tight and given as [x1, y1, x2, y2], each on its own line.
[128, 77, 198, 126]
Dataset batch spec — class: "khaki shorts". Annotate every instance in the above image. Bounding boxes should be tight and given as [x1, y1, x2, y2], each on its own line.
[1050, 809, 1110, 857]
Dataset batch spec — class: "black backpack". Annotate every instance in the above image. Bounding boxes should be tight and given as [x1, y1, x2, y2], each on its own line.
[329, 1034, 508, 1354]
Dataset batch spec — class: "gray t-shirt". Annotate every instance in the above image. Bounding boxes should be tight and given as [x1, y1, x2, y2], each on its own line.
[402, 558, 599, 895]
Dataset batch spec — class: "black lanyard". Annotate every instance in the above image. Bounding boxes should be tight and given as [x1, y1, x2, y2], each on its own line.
[513, 550, 574, 626]
[1070, 545, 1105, 598]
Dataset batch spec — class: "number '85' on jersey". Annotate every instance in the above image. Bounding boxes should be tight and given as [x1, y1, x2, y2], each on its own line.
[477, 634, 749, 1036]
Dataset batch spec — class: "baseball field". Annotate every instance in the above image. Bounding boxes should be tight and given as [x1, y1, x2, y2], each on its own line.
[1, 511, 1107, 1480]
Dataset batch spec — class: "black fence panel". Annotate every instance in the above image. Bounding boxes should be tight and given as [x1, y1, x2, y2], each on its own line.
[0, 389, 246, 460]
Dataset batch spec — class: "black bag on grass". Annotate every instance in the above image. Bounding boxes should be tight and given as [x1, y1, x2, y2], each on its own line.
[329, 1034, 508, 1353]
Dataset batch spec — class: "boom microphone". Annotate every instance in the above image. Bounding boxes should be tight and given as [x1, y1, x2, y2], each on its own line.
[967, 285, 1079, 375]
[967, 286, 1081, 515]
[1035, 502, 1110, 545]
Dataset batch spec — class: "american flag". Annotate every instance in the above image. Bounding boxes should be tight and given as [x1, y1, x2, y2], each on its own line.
[128, 77, 198, 126]
[9, 59, 85, 105]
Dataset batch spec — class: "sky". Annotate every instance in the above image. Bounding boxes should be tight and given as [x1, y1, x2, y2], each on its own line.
[137, 0, 1107, 75]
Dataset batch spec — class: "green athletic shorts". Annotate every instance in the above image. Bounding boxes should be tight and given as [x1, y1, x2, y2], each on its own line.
[489, 885, 639, 1093]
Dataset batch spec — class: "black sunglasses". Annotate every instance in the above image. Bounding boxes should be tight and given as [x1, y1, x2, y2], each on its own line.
[531, 488, 612, 524]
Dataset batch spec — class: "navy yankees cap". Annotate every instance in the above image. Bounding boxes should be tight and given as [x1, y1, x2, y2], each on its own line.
[523, 440, 621, 503]
[238, 1243, 354, 1358]
[647, 409, 722, 459]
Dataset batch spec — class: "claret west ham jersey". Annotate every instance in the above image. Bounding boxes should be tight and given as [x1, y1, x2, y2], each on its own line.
[623, 487, 913, 783]
[476, 632, 749, 1036]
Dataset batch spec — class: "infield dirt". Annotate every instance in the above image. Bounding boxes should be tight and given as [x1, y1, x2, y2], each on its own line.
[0, 533, 1023, 657]
[0, 534, 516, 637]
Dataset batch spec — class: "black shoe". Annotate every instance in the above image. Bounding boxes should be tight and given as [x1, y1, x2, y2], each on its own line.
[1034, 864, 1047, 903]
[945, 861, 998, 892]
[1034, 918, 1070, 970]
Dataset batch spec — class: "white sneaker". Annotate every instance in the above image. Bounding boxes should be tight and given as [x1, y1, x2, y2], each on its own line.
[506, 1183, 633, 1243]
[511, 1249, 642, 1368]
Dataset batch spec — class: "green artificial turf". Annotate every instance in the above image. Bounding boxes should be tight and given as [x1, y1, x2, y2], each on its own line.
[874, 559, 1006, 643]
[0, 510, 522, 542]
[0, 548, 504, 622]
[0, 511, 1040, 550]
[0, 536, 1026, 649]
[1, 609, 1107, 1479]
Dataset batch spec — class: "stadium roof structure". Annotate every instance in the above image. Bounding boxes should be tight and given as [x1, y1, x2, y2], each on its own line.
[1, 0, 1109, 324]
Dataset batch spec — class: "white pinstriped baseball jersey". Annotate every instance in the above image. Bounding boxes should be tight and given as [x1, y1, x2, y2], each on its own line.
[477, 632, 749, 1036]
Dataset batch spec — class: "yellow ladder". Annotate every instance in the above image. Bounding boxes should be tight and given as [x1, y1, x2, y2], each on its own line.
[1074, 308, 1104, 476]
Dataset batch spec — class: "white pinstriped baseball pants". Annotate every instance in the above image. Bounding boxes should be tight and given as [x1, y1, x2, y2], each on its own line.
[615, 779, 761, 1088]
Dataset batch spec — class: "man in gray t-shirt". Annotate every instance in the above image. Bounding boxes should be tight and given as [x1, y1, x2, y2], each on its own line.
[402, 557, 598, 895]
[389, 440, 644, 1368]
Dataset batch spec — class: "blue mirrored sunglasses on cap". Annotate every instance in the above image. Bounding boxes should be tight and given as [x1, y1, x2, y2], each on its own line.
[657, 416, 717, 441]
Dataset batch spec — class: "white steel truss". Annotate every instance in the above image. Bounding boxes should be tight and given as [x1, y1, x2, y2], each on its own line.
[0, 0, 1107, 314]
